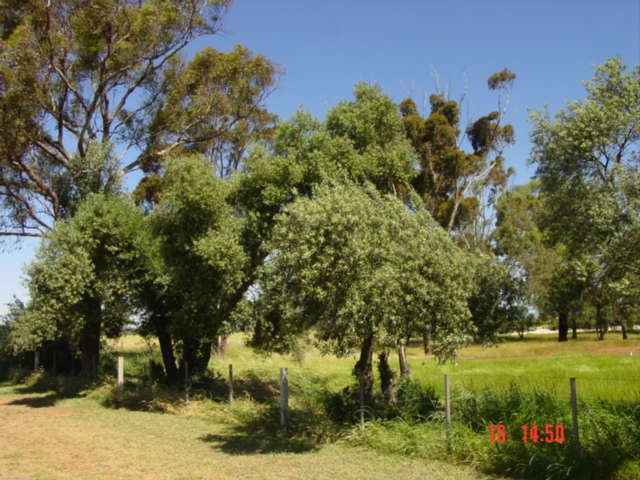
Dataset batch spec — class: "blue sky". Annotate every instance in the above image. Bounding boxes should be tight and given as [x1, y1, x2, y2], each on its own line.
[1, 0, 638, 314]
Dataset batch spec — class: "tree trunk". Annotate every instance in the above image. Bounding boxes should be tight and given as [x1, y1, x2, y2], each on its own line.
[154, 317, 179, 385]
[182, 337, 213, 381]
[398, 337, 411, 377]
[213, 335, 228, 359]
[621, 322, 628, 340]
[354, 334, 375, 404]
[79, 297, 101, 380]
[378, 351, 397, 407]
[571, 316, 578, 339]
[422, 326, 432, 355]
[595, 304, 607, 340]
[558, 311, 569, 342]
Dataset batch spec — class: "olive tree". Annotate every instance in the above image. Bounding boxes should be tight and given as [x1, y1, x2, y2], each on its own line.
[250, 182, 472, 403]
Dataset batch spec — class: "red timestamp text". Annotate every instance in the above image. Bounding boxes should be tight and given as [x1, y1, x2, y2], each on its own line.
[488, 424, 565, 444]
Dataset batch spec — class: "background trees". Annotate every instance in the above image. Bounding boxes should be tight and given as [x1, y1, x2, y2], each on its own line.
[398, 69, 516, 247]
[528, 58, 639, 340]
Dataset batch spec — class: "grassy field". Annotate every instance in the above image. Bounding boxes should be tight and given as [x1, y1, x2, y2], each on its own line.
[111, 331, 640, 401]
[1, 332, 639, 479]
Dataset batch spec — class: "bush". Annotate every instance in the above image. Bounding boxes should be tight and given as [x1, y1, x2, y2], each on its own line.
[395, 379, 439, 421]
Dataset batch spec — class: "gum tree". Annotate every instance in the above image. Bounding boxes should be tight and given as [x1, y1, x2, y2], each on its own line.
[0, 0, 277, 236]
[530, 58, 639, 339]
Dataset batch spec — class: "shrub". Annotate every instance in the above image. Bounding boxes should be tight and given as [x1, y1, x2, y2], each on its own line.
[395, 379, 439, 421]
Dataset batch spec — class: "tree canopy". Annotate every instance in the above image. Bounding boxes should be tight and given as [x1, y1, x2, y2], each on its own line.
[250, 182, 472, 401]
[0, 0, 278, 236]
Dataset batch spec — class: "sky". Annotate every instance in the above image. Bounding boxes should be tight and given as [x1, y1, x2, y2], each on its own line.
[1, 0, 639, 315]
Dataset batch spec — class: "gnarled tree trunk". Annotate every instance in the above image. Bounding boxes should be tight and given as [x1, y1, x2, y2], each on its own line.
[79, 297, 102, 380]
[354, 334, 375, 404]
[154, 316, 179, 385]
[422, 326, 432, 354]
[378, 351, 397, 407]
[398, 337, 411, 377]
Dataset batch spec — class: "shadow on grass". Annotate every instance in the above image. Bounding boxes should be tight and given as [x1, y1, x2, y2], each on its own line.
[3, 374, 92, 408]
[101, 370, 283, 413]
[7, 393, 59, 408]
[198, 404, 330, 455]
[199, 430, 315, 455]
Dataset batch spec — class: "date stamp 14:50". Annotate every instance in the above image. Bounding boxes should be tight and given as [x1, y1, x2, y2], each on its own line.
[488, 424, 565, 444]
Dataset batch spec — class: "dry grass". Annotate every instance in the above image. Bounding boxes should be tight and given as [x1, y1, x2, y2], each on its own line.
[4, 332, 637, 479]
[0, 387, 499, 480]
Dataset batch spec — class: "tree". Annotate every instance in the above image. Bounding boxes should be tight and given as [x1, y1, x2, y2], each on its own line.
[139, 155, 248, 383]
[530, 58, 640, 339]
[0, 1, 278, 236]
[230, 82, 418, 312]
[13, 193, 150, 379]
[467, 254, 529, 344]
[250, 182, 472, 403]
[399, 69, 516, 246]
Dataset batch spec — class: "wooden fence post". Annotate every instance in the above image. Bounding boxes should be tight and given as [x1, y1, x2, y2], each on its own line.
[359, 374, 365, 429]
[570, 377, 581, 455]
[445, 374, 452, 451]
[117, 356, 124, 390]
[185, 360, 190, 405]
[279, 367, 288, 428]
[228, 364, 234, 403]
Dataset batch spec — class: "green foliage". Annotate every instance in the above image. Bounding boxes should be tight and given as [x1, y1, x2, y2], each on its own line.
[529, 58, 640, 336]
[137, 154, 250, 379]
[251, 182, 471, 362]
[0, 0, 280, 239]
[13, 194, 149, 353]
[231, 83, 419, 281]
[395, 379, 440, 421]
[467, 254, 529, 343]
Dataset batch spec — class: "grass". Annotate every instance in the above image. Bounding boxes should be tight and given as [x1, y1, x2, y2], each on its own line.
[0, 383, 500, 480]
[2, 331, 639, 479]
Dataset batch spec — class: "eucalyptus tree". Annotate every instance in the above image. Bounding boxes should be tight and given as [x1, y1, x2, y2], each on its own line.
[530, 58, 639, 339]
[0, 0, 278, 236]
[398, 69, 516, 246]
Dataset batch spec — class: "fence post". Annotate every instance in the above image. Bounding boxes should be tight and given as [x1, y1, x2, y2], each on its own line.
[34, 350, 40, 371]
[445, 374, 452, 451]
[359, 374, 365, 430]
[569, 377, 581, 455]
[228, 364, 234, 403]
[117, 356, 124, 390]
[185, 360, 190, 405]
[279, 367, 288, 428]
